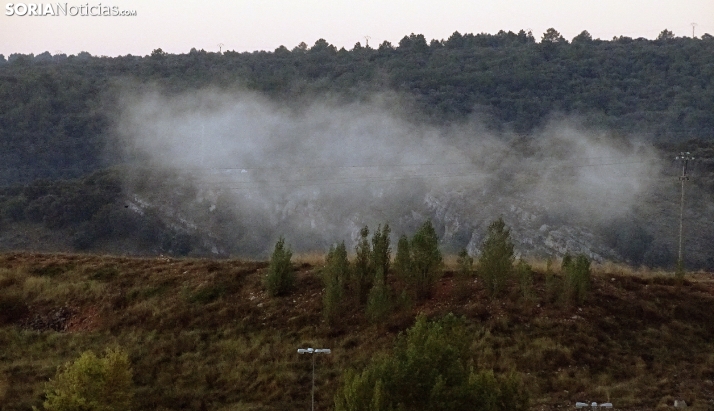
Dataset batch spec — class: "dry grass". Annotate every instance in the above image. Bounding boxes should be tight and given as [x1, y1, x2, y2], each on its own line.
[1, 252, 713, 411]
[292, 252, 326, 267]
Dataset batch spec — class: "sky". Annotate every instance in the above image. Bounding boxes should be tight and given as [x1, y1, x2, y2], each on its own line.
[1, 0, 713, 57]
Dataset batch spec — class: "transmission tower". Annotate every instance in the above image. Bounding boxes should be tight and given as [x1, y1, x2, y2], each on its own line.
[691, 23, 698, 38]
[364, 35, 371, 48]
[675, 152, 694, 271]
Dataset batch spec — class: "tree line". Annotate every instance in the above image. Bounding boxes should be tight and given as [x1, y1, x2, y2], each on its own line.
[1, 29, 714, 185]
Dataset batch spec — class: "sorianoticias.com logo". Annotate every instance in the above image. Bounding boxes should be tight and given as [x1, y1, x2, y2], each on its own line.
[5, 3, 137, 16]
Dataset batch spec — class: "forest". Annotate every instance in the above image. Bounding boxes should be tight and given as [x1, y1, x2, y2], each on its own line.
[1, 28, 714, 262]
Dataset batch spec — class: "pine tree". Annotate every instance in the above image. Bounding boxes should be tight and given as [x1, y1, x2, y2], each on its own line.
[478, 218, 514, 297]
[371, 224, 391, 285]
[394, 234, 411, 281]
[366, 268, 391, 323]
[562, 253, 591, 304]
[323, 242, 350, 321]
[410, 220, 443, 300]
[354, 226, 373, 304]
[264, 236, 294, 296]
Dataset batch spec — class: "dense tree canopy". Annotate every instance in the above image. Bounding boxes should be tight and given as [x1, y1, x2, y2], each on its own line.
[1, 29, 713, 184]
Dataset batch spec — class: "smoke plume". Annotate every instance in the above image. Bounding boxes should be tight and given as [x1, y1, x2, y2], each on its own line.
[116, 88, 662, 257]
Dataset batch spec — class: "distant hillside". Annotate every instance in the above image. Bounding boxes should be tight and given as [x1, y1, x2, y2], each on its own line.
[1, 252, 713, 410]
[1, 30, 714, 184]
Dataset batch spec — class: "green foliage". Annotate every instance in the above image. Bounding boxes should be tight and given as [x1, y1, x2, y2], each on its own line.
[478, 218, 515, 297]
[2, 35, 714, 192]
[41, 348, 133, 411]
[393, 235, 411, 281]
[657, 29, 676, 41]
[264, 237, 294, 297]
[515, 259, 533, 300]
[542, 28, 566, 43]
[562, 253, 591, 304]
[353, 226, 373, 304]
[409, 220, 443, 300]
[334, 313, 529, 411]
[371, 224, 391, 285]
[323, 242, 350, 322]
[366, 268, 391, 323]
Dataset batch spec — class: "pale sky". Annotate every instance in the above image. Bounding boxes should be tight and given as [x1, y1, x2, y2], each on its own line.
[1, 0, 713, 57]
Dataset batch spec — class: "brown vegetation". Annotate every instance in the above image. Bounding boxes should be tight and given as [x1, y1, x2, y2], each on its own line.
[0, 252, 713, 410]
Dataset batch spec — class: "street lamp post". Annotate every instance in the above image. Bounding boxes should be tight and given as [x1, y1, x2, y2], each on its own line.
[297, 348, 331, 411]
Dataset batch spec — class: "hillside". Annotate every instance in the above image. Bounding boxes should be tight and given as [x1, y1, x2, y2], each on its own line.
[2, 32, 714, 185]
[1, 252, 713, 410]
[2, 31, 714, 266]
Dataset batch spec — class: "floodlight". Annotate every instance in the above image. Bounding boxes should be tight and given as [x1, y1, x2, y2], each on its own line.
[297, 347, 331, 411]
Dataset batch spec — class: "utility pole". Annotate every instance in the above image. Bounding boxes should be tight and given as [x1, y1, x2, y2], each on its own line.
[691, 23, 698, 38]
[675, 152, 694, 273]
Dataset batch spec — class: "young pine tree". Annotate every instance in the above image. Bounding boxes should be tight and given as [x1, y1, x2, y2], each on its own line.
[323, 242, 350, 322]
[410, 220, 443, 300]
[366, 267, 391, 323]
[394, 234, 412, 281]
[353, 226, 374, 304]
[562, 253, 591, 304]
[371, 223, 391, 285]
[264, 236, 294, 297]
[478, 217, 515, 297]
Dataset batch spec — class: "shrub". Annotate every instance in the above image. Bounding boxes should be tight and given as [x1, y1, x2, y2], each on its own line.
[478, 218, 514, 297]
[334, 313, 529, 411]
[263, 237, 294, 297]
[41, 347, 133, 411]
[323, 242, 350, 322]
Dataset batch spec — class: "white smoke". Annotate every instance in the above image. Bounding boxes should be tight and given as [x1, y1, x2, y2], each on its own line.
[116, 87, 662, 255]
